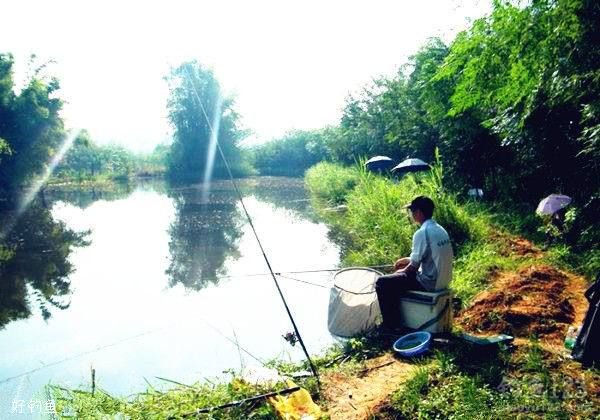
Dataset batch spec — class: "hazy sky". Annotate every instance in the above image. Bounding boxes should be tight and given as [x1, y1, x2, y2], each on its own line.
[2, 0, 490, 152]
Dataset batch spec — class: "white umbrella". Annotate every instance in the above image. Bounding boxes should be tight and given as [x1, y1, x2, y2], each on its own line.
[536, 194, 572, 215]
[391, 158, 430, 174]
[365, 156, 394, 171]
[468, 188, 484, 198]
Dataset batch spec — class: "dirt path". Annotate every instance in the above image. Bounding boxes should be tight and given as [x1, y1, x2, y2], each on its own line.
[322, 354, 416, 419]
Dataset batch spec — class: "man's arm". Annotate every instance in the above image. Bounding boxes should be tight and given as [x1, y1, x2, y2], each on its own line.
[394, 257, 411, 270]
[400, 263, 418, 273]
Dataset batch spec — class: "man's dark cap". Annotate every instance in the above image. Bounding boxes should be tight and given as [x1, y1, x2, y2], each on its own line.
[404, 196, 435, 214]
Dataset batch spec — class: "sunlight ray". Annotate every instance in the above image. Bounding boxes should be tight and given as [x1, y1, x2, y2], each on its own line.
[0, 129, 80, 240]
[201, 95, 223, 204]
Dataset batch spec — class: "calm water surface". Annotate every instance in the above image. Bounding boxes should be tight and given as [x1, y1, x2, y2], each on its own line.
[0, 177, 340, 416]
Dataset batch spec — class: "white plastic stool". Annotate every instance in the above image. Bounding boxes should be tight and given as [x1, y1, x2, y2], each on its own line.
[398, 289, 453, 333]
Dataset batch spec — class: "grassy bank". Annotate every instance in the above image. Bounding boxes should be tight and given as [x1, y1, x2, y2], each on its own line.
[306, 160, 530, 305]
[380, 338, 600, 419]
[304, 161, 599, 419]
[305, 160, 596, 303]
[49, 375, 295, 419]
[46, 341, 366, 419]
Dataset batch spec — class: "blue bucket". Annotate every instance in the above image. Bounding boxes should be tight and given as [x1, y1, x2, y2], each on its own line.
[393, 331, 432, 357]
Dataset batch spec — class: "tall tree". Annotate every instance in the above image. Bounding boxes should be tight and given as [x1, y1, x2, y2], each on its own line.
[427, 0, 599, 202]
[165, 61, 244, 182]
[0, 54, 65, 202]
[337, 39, 449, 165]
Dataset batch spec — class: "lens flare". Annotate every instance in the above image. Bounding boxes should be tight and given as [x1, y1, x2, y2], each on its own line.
[0, 129, 80, 240]
[201, 95, 223, 204]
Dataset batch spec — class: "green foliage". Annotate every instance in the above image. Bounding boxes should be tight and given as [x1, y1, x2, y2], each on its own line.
[544, 244, 600, 280]
[0, 53, 65, 201]
[332, 0, 599, 258]
[165, 61, 247, 183]
[304, 162, 361, 206]
[135, 142, 170, 177]
[436, 0, 597, 232]
[53, 131, 136, 181]
[0, 137, 11, 161]
[334, 39, 449, 166]
[306, 158, 485, 272]
[49, 375, 285, 419]
[249, 128, 333, 176]
[453, 242, 515, 304]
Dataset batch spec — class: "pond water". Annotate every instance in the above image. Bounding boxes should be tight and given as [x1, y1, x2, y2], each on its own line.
[0, 177, 341, 417]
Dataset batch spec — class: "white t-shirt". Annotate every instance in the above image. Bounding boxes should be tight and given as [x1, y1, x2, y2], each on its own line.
[409, 219, 454, 291]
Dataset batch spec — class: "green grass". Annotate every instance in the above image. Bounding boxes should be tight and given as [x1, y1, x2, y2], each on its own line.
[304, 158, 594, 307]
[451, 240, 533, 305]
[49, 374, 297, 419]
[305, 161, 361, 206]
[304, 159, 524, 304]
[326, 160, 485, 263]
[386, 339, 600, 419]
[543, 245, 600, 281]
[484, 202, 599, 281]
[46, 335, 399, 419]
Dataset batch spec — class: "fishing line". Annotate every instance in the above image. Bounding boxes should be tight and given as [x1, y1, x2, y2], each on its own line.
[0, 318, 266, 386]
[275, 274, 329, 289]
[0, 328, 163, 385]
[184, 65, 321, 387]
[195, 316, 267, 367]
[216, 264, 395, 280]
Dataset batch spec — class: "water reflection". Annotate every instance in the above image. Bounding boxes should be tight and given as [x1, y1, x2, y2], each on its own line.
[0, 177, 323, 328]
[166, 184, 243, 290]
[0, 203, 88, 329]
[44, 181, 136, 209]
[165, 177, 313, 290]
[238, 177, 313, 215]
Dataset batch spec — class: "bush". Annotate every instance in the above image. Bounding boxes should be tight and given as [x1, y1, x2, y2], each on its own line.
[304, 162, 360, 206]
[306, 155, 488, 270]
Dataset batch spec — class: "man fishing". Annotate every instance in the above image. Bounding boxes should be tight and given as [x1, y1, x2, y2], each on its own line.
[375, 196, 454, 331]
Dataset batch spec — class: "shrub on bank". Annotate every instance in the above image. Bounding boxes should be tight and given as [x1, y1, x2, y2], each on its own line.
[305, 162, 360, 206]
[304, 158, 555, 306]
[306, 158, 487, 258]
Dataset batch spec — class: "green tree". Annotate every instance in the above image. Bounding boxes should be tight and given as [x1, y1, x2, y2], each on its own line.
[336, 39, 449, 165]
[0, 54, 65, 201]
[165, 61, 245, 182]
[54, 131, 137, 181]
[250, 129, 333, 176]
[427, 0, 599, 202]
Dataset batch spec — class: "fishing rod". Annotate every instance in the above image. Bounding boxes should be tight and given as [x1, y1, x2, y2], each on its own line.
[184, 65, 322, 388]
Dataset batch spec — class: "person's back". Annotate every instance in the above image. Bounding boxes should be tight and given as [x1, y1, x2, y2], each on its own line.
[412, 219, 453, 291]
[375, 195, 454, 330]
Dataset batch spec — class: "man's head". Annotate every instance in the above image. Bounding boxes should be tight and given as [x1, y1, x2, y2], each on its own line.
[404, 196, 434, 224]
